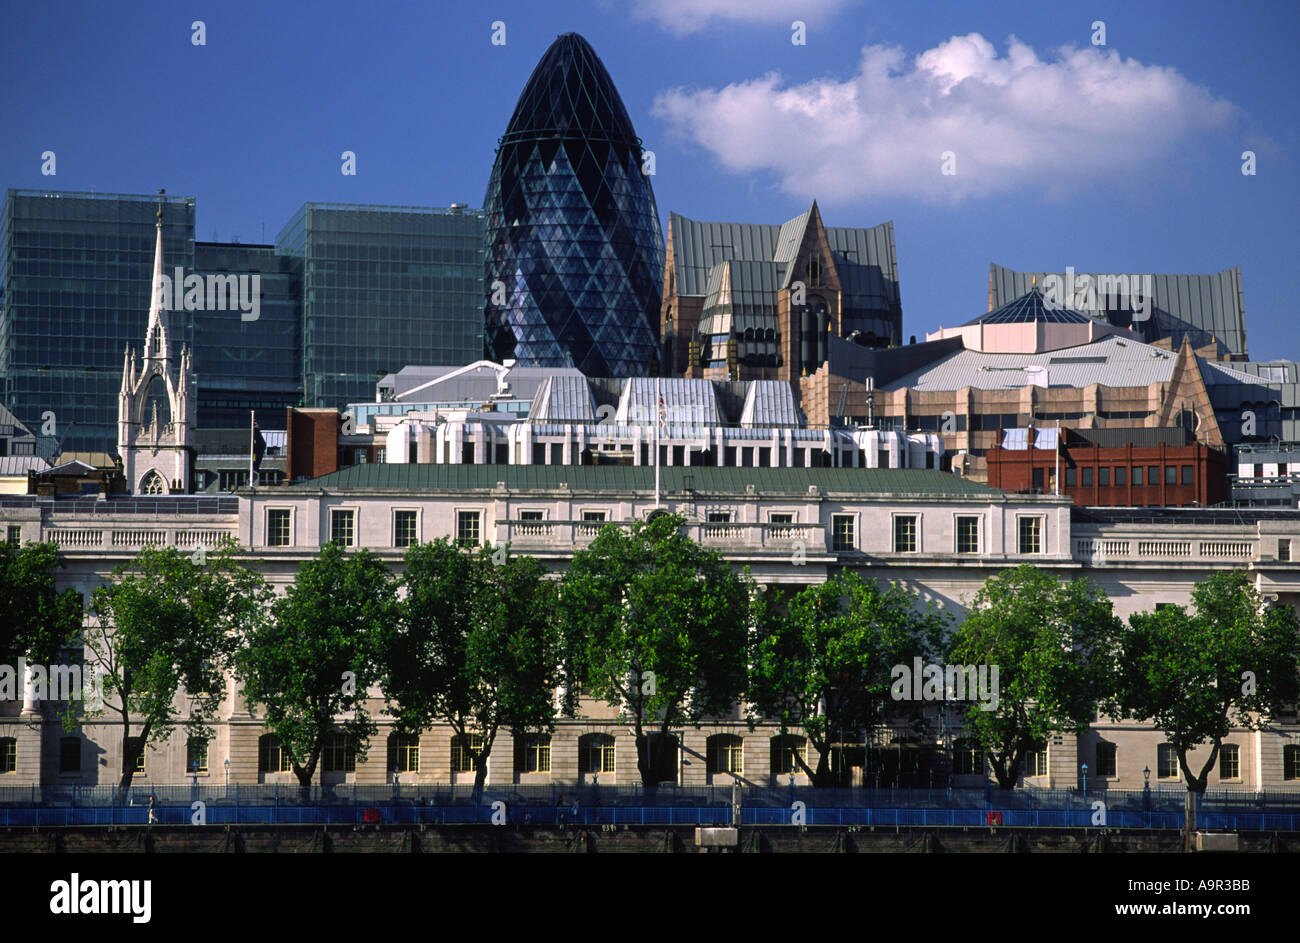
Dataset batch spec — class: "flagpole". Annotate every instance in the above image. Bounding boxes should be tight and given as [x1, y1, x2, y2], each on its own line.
[249, 409, 256, 488]
[654, 378, 661, 507]
[1055, 419, 1061, 496]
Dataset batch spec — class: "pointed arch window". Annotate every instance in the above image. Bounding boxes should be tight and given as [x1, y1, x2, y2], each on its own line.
[140, 471, 166, 495]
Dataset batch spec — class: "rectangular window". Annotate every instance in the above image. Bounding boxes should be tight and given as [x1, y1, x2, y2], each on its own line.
[1158, 743, 1179, 779]
[1219, 744, 1240, 780]
[707, 511, 732, 523]
[1280, 539, 1291, 562]
[456, 511, 480, 547]
[330, 509, 354, 547]
[125, 737, 146, 774]
[518, 510, 544, 522]
[388, 734, 420, 773]
[1032, 468, 1044, 491]
[831, 515, 855, 552]
[1114, 466, 1126, 486]
[1095, 741, 1117, 777]
[1149, 466, 1160, 487]
[1081, 467, 1093, 487]
[59, 738, 80, 774]
[1024, 745, 1048, 777]
[953, 739, 984, 776]
[451, 734, 484, 773]
[769, 513, 794, 525]
[322, 734, 356, 773]
[1165, 465, 1177, 485]
[266, 509, 291, 547]
[186, 738, 208, 775]
[1181, 465, 1193, 485]
[5, 526, 19, 545]
[1098, 467, 1110, 486]
[1132, 466, 1143, 486]
[0, 738, 15, 773]
[1018, 517, 1042, 555]
[956, 516, 980, 554]
[1065, 467, 1076, 487]
[581, 510, 606, 523]
[394, 510, 418, 548]
[893, 515, 918, 553]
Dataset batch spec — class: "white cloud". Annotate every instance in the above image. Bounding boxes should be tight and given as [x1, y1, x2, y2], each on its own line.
[652, 34, 1237, 204]
[628, 0, 856, 35]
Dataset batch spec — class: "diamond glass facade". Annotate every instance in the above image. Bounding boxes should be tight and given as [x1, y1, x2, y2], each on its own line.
[277, 204, 485, 409]
[0, 190, 196, 453]
[484, 33, 663, 378]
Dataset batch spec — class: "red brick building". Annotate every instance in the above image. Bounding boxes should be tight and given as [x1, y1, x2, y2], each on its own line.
[986, 429, 1227, 507]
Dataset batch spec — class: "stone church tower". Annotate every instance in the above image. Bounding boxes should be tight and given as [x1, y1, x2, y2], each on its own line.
[117, 193, 194, 494]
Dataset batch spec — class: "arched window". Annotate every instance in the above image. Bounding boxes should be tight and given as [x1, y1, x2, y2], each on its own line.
[707, 734, 744, 776]
[258, 735, 291, 774]
[1284, 744, 1300, 781]
[515, 733, 551, 774]
[579, 733, 615, 775]
[770, 734, 807, 776]
[140, 471, 165, 495]
[451, 733, 484, 773]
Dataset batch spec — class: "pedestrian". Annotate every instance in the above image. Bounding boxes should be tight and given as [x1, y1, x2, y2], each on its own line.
[571, 797, 580, 825]
[147, 794, 156, 825]
[554, 796, 564, 826]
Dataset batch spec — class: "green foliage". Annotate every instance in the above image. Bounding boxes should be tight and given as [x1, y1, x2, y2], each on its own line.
[88, 537, 267, 788]
[1108, 570, 1300, 792]
[379, 538, 561, 791]
[236, 541, 397, 788]
[0, 540, 83, 665]
[949, 564, 1120, 788]
[561, 514, 750, 785]
[749, 572, 945, 786]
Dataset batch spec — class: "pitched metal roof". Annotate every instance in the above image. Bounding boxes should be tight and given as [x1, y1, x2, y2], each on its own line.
[285, 463, 1003, 496]
[741, 381, 802, 427]
[0, 455, 48, 476]
[989, 263, 1247, 357]
[670, 210, 899, 301]
[881, 335, 1180, 391]
[528, 374, 596, 423]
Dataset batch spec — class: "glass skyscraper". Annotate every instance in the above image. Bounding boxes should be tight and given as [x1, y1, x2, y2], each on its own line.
[192, 242, 301, 428]
[277, 203, 486, 408]
[483, 33, 664, 377]
[0, 189, 195, 454]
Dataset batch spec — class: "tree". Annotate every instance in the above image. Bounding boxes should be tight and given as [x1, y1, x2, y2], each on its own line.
[379, 539, 562, 794]
[1108, 570, 1300, 844]
[561, 514, 750, 787]
[0, 540, 83, 666]
[236, 541, 397, 792]
[748, 573, 945, 787]
[948, 565, 1120, 789]
[87, 539, 266, 789]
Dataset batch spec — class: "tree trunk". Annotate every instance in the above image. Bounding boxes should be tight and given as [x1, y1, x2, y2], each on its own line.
[473, 755, 489, 794]
[1184, 790, 1197, 852]
[812, 748, 834, 788]
[635, 732, 653, 787]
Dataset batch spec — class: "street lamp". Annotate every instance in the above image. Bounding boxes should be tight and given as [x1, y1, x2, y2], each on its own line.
[1081, 763, 1088, 796]
[224, 757, 230, 791]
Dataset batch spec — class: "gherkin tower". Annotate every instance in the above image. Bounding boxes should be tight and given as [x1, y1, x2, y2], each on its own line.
[483, 33, 664, 377]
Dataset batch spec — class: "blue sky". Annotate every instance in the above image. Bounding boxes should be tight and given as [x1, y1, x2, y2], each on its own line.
[3, 0, 1296, 357]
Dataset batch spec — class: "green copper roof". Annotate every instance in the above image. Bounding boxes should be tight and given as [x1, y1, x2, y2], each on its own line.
[286, 464, 1004, 496]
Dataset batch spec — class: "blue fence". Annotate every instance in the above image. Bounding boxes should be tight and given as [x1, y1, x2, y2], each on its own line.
[2, 782, 1298, 831]
[1, 804, 1297, 830]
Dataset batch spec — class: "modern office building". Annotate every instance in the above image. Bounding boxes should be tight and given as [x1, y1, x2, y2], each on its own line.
[662, 203, 902, 381]
[0, 189, 196, 454]
[192, 242, 300, 428]
[277, 203, 486, 410]
[483, 33, 664, 377]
